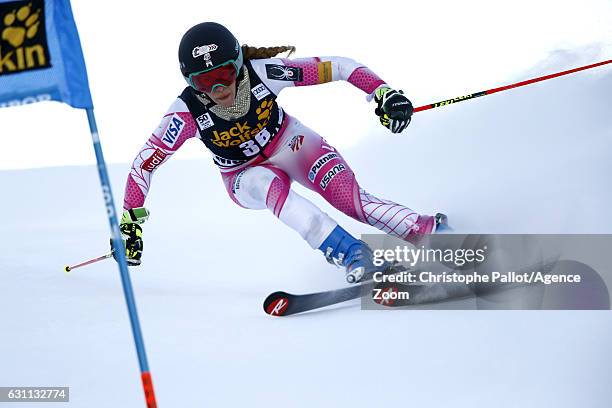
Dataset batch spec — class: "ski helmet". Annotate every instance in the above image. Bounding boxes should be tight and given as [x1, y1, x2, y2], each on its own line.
[178, 22, 243, 91]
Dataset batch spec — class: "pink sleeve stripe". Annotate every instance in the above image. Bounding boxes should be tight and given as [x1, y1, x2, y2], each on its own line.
[347, 67, 385, 95]
[124, 177, 145, 209]
[280, 58, 321, 86]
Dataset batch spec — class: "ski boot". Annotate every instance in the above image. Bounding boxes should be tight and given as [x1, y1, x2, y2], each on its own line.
[319, 225, 392, 283]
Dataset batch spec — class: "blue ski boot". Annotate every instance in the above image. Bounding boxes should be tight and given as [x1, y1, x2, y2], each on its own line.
[318, 225, 391, 283]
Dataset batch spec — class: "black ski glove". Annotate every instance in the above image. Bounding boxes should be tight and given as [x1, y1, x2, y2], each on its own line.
[374, 87, 414, 133]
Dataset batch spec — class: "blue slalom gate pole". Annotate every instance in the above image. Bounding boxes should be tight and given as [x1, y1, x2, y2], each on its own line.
[85, 108, 158, 408]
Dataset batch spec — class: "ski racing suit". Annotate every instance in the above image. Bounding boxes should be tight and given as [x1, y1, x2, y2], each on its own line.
[123, 56, 436, 251]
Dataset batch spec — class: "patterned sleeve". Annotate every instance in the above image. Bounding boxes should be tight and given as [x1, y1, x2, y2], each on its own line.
[123, 98, 198, 210]
[249, 56, 388, 99]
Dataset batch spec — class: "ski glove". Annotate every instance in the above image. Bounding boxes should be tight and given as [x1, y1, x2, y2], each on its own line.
[111, 207, 150, 266]
[374, 86, 414, 133]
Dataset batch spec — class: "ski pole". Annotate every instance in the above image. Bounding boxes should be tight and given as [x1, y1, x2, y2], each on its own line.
[414, 59, 612, 113]
[64, 252, 114, 273]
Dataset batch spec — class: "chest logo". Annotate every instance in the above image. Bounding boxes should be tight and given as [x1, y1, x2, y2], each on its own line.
[251, 83, 270, 100]
[211, 99, 275, 148]
[196, 113, 214, 130]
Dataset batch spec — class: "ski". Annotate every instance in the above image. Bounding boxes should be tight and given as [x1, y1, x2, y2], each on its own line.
[263, 266, 408, 316]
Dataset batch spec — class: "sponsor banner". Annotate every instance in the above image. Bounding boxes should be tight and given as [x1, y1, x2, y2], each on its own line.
[319, 163, 345, 190]
[141, 148, 167, 172]
[265, 64, 303, 82]
[0, 93, 50, 108]
[213, 155, 246, 169]
[196, 112, 214, 130]
[0, 0, 93, 109]
[0, 0, 51, 76]
[251, 83, 270, 100]
[231, 170, 247, 194]
[211, 99, 273, 148]
[161, 113, 185, 148]
[308, 152, 339, 182]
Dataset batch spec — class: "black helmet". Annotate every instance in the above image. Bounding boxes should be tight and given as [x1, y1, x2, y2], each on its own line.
[178, 22, 243, 84]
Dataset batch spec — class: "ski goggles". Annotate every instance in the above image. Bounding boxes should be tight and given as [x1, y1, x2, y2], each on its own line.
[188, 61, 238, 93]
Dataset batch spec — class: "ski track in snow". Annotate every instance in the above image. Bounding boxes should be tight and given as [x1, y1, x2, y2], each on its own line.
[1, 62, 611, 407]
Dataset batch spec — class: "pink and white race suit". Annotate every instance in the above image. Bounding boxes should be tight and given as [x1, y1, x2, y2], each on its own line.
[123, 56, 436, 249]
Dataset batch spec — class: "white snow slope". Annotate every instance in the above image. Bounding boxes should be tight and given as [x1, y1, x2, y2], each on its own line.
[1, 58, 611, 407]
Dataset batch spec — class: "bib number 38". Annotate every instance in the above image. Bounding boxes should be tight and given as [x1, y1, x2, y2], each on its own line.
[240, 129, 272, 157]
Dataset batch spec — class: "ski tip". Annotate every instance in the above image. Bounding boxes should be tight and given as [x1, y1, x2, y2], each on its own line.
[263, 291, 291, 317]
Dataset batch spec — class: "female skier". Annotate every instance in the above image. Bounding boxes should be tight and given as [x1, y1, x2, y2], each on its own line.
[116, 22, 446, 283]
